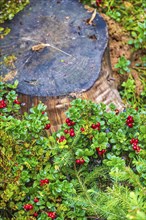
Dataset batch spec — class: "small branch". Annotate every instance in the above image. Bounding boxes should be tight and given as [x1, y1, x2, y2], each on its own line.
[21, 37, 72, 57]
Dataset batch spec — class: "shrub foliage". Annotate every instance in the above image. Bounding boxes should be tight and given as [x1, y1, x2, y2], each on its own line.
[0, 82, 146, 220]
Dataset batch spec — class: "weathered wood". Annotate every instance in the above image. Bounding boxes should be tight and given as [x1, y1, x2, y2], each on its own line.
[18, 49, 124, 132]
[0, 0, 124, 132]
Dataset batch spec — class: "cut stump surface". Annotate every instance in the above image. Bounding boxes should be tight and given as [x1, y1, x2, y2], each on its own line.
[0, 0, 124, 131]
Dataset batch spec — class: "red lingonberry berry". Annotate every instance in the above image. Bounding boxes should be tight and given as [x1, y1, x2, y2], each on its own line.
[59, 136, 66, 142]
[0, 100, 7, 108]
[80, 158, 85, 164]
[130, 138, 135, 144]
[40, 179, 49, 186]
[44, 179, 49, 183]
[134, 139, 138, 144]
[64, 129, 69, 134]
[76, 159, 81, 164]
[96, 147, 106, 156]
[45, 123, 51, 129]
[66, 118, 71, 123]
[71, 121, 75, 126]
[42, 111, 45, 114]
[33, 212, 38, 217]
[14, 99, 21, 104]
[127, 116, 134, 123]
[80, 127, 85, 132]
[67, 122, 72, 126]
[76, 158, 85, 165]
[96, 147, 100, 152]
[23, 204, 33, 211]
[102, 149, 106, 154]
[34, 198, 39, 203]
[98, 150, 103, 156]
[70, 132, 75, 137]
[91, 124, 96, 129]
[47, 211, 56, 219]
[128, 123, 133, 128]
[133, 145, 137, 150]
[136, 146, 141, 152]
[70, 128, 74, 132]
[96, 122, 100, 127]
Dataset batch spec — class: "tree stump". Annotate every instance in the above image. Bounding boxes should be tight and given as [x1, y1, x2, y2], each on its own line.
[0, 0, 124, 132]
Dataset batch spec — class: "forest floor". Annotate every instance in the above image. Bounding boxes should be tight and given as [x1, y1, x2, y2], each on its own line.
[101, 13, 144, 97]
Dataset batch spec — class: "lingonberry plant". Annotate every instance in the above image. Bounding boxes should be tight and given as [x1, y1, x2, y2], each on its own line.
[0, 82, 146, 220]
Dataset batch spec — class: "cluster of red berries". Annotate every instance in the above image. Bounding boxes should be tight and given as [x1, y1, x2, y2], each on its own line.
[96, 147, 106, 156]
[57, 135, 66, 142]
[91, 122, 100, 130]
[34, 198, 39, 203]
[65, 118, 75, 126]
[23, 204, 33, 211]
[40, 179, 49, 186]
[14, 99, 21, 105]
[130, 138, 141, 153]
[76, 158, 85, 165]
[126, 115, 134, 128]
[47, 211, 56, 219]
[0, 99, 7, 108]
[64, 128, 75, 137]
[44, 123, 51, 130]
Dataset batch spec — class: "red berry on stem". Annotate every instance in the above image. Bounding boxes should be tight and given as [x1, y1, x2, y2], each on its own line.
[59, 136, 66, 142]
[102, 149, 106, 154]
[80, 127, 85, 132]
[127, 116, 134, 123]
[96, 122, 100, 127]
[23, 204, 33, 211]
[136, 146, 141, 152]
[33, 212, 38, 217]
[76, 159, 81, 164]
[64, 129, 69, 134]
[0, 100, 7, 108]
[70, 132, 75, 137]
[14, 99, 21, 104]
[34, 198, 39, 203]
[66, 118, 71, 123]
[96, 147, 100, 152]
[67, 122, 72, 126]
[80, 158, 85, 164]
[98, 150, 103, 156]
[71, 121, 75, 126]
[47, 211, 56, 219]
[45, 123, 51, 130]
[40, 179, 49, 186]
[134, 139, 138, 144]
[128, 123, 133, 128]
[130, 138, 135, 144]
[91, 124, 96, 129]
[133, 145, 137, 150]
